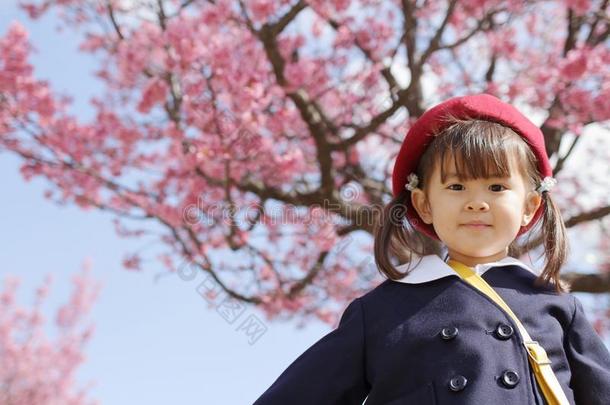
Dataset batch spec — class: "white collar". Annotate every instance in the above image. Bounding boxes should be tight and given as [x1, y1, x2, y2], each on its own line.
[392, 254, 540, 284]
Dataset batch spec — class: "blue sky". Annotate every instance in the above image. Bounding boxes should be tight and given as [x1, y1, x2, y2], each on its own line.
[1, 2, 608, 404]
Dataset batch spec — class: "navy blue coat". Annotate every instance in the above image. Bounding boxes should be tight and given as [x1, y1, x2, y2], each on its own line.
[253, 255, 610, 404]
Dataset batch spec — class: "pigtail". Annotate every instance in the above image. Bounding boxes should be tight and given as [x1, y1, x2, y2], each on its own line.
[373, 190, 442, 280]
[533, 192, 571, 293]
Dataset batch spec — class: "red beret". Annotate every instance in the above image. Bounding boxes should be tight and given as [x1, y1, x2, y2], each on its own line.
[392, 93, 553, 240]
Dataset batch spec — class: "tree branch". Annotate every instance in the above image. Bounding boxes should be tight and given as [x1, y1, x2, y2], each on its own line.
[562, 271, 610, 293]
[518, 205, 610, 256]
[106, 0, 124, 40]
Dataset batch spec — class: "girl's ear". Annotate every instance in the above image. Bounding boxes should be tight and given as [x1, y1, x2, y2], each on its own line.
[522, 190, 542, 226]
[411, 188, 433, 224]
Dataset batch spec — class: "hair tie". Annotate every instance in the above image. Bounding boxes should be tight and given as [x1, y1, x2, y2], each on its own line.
[536, 176, 557, 194]
[404, 173, 419, 191]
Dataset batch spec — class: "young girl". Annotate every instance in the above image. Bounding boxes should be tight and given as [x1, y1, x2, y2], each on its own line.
[253, 94, 610, 405]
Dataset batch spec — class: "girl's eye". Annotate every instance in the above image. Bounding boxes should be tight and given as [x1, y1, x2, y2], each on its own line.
[490, 184, 507, 192]
[447, 184, 464, 191]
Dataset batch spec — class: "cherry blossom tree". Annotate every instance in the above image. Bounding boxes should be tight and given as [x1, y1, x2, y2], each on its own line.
[1, 0, 609, 325]
[0, 265, 99, 405]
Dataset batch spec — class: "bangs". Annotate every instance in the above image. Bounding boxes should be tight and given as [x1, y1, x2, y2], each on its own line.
[424, 118, 532, 185]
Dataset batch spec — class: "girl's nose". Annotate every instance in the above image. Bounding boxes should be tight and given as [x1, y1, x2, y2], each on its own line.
[466, 201, 490, 211]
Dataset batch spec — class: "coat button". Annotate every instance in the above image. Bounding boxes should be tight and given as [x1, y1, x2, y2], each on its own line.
[501, 370, 520, 388]
[495, 323, 514, 340]
[440, 326, 459, 340]
[449, 375, 468, 392]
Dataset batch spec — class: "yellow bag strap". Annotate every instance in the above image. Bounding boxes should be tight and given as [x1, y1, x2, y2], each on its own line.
[447, 259, 570, 405]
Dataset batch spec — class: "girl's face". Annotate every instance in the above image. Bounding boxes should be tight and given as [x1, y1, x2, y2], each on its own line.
[410, 156, 542, 266]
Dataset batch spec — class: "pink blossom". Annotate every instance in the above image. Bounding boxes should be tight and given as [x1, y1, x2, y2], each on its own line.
[561, 48, 589, 80]
[0, 265, 99, 405]
[249, 0, 278, 22]
[137, 78, 168, 113]
[564, 0, 591, 15]
[122, 253, 142, 271]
